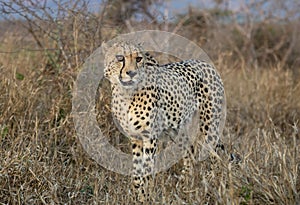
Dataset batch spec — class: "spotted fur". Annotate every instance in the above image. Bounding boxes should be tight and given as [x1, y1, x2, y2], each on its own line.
[103, 42, 226, 201]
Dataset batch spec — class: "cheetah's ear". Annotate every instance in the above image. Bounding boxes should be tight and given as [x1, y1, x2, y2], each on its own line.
[101, 41, 108, 54]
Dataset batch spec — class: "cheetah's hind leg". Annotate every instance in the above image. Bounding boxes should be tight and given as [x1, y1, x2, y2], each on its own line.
[176, 111, 201, 188]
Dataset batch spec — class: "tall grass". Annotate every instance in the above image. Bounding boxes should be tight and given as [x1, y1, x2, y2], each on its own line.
[0, 29, 299, 204]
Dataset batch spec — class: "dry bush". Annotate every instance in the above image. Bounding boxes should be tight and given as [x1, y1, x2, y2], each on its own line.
[176, 1, 300, 72]
[0, 0, 299, 204]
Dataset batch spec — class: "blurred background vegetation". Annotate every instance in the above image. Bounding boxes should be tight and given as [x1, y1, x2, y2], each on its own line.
[1, 0, 299, 72]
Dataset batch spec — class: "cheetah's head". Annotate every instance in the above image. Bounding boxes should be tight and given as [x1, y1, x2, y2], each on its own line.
[103, 42, 146, 88]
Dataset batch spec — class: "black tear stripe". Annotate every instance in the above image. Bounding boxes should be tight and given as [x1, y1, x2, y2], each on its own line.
[119, 57, 125, 79]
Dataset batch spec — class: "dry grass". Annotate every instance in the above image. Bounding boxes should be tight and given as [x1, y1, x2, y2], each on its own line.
[0, 33, 299, 205]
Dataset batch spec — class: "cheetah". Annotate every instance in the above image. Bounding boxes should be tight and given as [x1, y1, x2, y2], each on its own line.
[103, 42, 226, 201]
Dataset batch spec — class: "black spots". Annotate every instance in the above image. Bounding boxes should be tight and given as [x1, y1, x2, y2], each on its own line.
[204, 103, 208, 109]
[162, 104, 168, 112]
[145, 148, 150, 154]
[166, 114, 171, 120]
[184, 63, 190, 67]
[200, 127, 203, 133]
[204, 87, 209, 93]
[150, 58, 157, 64]
[146, 121, 150, 126]
[216, 143, 224, 151]
[206, 109, 210, 114]
[204, 125, 209, 131]
[145, 147, 156, 155]
[150, 147, 155, 154]
[134, 121, 139, 126]
[136, 125, 142, 130]
[132, 143, 137, 149]
[205, 114, 210, 121]
[145, 167, 152, 174]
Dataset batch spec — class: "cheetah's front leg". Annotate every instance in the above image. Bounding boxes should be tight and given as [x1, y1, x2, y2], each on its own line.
[131, 137, 157, 202]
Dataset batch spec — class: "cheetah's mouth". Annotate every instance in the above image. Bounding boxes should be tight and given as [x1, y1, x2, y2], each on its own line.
[119, 78, 135, 86]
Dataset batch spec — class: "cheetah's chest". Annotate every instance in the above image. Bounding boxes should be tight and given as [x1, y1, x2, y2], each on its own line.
[111, 87, 159, 138]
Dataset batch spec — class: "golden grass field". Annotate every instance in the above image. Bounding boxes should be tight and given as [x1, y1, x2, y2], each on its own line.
[0, 31, 299, 204]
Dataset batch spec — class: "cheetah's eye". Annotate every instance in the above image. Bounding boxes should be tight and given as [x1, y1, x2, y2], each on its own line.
[116, 55, 124, 62]
[136, 56, 143, 63]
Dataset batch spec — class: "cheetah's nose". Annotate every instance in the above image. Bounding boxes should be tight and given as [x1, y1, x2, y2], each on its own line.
[126, 70, 137, 78]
